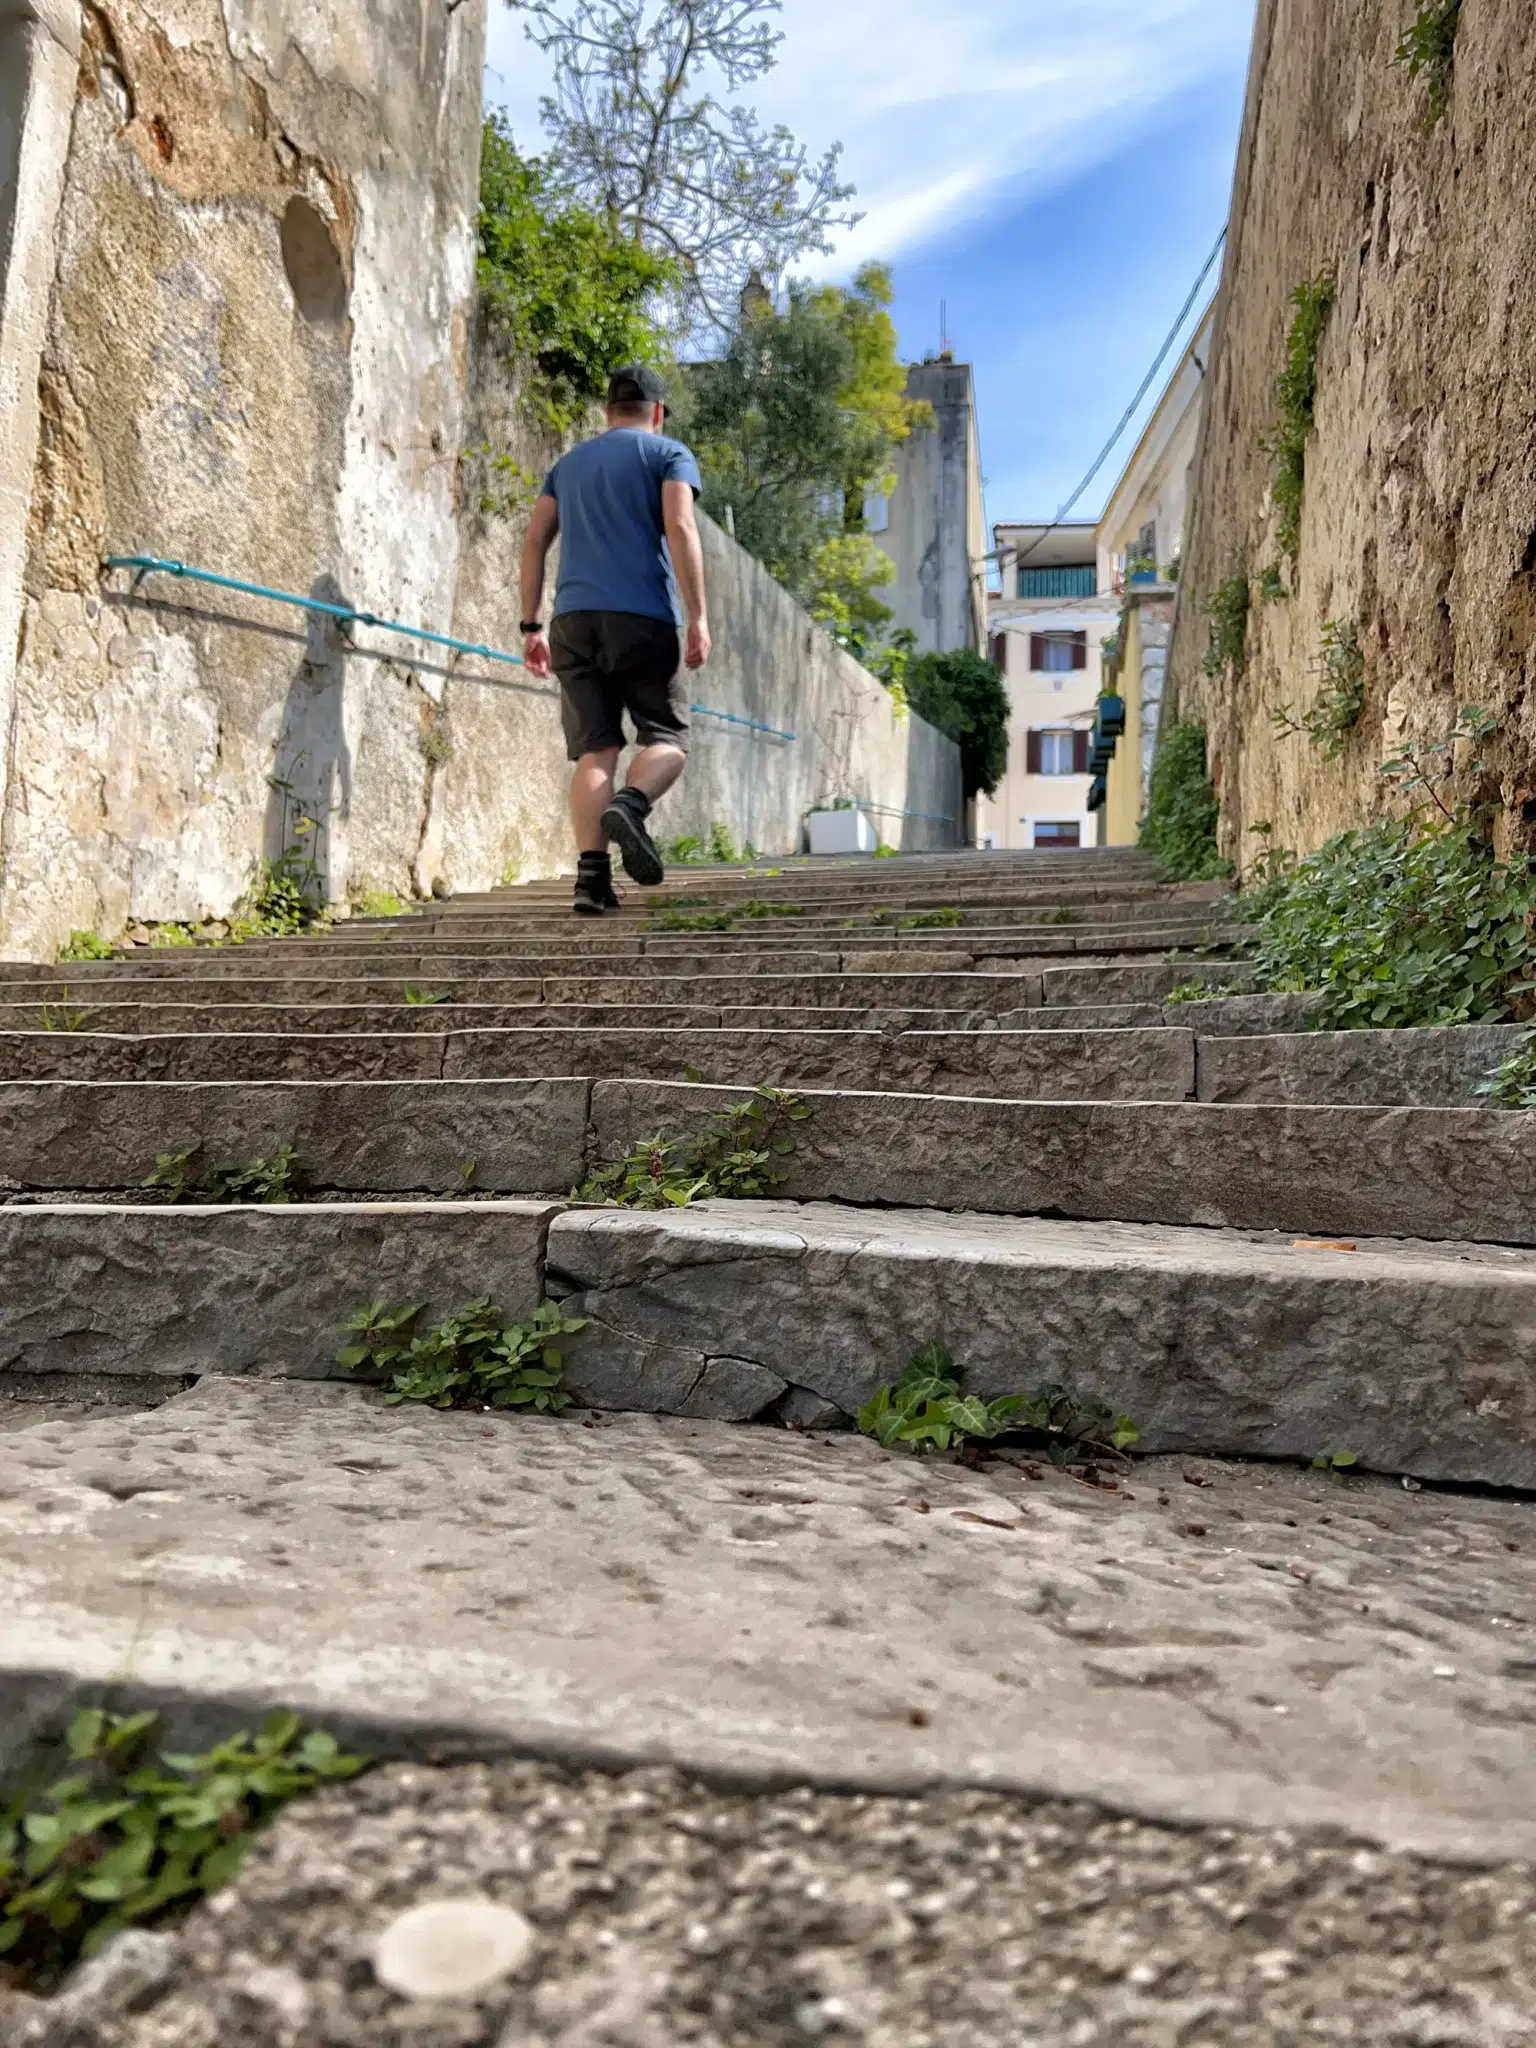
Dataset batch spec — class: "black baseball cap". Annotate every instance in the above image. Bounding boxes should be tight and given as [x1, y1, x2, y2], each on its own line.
[606, 361, 669, 409]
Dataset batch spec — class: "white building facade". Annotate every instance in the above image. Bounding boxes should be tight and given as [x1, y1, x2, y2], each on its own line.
[977, 522, 1118, 850]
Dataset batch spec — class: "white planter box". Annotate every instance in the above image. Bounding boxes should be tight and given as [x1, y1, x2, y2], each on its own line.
[808, 807, 879, 855]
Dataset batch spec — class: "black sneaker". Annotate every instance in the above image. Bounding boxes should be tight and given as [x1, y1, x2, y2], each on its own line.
[601, 789, 665, 887]
[572, 857, 621, 917]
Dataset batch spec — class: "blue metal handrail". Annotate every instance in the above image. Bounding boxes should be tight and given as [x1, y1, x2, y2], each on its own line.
[106, 556, 799, 745]
[689, 704, 795, 742]
[106, 555, 527, 669]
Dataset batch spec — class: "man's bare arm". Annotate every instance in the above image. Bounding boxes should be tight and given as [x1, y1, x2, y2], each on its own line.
[520, 495, 559, 678]
[662, 479, 711, 669]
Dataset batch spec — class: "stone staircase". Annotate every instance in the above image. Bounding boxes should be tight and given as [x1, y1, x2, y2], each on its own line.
[0, 845, 1531, 1485]
[4, 843, 1536, 2039]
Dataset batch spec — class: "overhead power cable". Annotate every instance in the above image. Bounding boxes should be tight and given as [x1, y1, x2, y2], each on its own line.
[1011, 223, 1229, 571]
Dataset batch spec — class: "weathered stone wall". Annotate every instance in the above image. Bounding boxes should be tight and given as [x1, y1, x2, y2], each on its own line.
[2, 0, 485, 957]
[1169, 0, 1536, 868]
[0, 0, 957, 957]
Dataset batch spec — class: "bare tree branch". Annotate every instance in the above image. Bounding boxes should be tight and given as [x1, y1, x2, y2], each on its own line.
[509, 0, 861, 337]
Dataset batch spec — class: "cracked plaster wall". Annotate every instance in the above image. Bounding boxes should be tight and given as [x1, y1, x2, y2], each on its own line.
[1168, 0, 1536, 866]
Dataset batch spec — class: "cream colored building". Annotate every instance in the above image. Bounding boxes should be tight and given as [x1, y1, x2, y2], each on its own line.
[977, 523, 1118, 850]
[1093, 309, 1215, 844]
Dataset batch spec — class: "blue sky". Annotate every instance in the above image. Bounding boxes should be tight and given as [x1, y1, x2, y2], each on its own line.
[484, 0, 1256, 528]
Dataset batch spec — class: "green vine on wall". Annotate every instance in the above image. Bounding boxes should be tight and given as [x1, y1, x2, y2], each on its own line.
[1138, 721, 1231, 882]
[1201, 567, 1250, 680]
[1264, 273, 1336, 566]
[1271, 618, 1366, 760]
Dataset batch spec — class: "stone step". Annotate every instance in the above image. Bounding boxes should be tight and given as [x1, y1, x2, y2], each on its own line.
[0, 1197, 1528, 1486]
[1198, 1024, 1529, 1107]
[548, 1201, 1536, 1487]
[0, 971, 1047, 1011]
[4, 1378, 1529, 1866]
[0, 1025, 1200, 1098]
[3, 1078, 1528, 1247]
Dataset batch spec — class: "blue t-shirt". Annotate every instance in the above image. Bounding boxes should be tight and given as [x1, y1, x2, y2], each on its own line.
[541, 429, 702, 624]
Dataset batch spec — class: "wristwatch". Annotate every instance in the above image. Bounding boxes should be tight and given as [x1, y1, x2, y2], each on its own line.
[519, 619, 544, 634]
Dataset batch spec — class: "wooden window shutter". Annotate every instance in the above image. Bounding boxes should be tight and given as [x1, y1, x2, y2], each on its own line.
[1029, 634, 1046, 671]
[1026, 729, 1042, 774]
[1071, 632, 1088, 670]
[1073, 729, 1091, 774]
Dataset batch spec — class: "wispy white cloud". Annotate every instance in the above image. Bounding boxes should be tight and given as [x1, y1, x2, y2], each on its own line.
[483, 0, 1255, 273]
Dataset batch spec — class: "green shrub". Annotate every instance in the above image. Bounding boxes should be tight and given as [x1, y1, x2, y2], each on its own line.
[1395, 0, 1461, 128]
[353, 889, 405, 918]
[1139, 722, 1231, 881]
[1265, 273, 1336, 564]
[905, 648, 1008, 801]
[1243, 815, 1536, 1030]
[57, 930, 115, 962]
[0, 1708, 365, 1991]
[1477, 1030, 1536, 1109]
[144, 1142, 306, 1204]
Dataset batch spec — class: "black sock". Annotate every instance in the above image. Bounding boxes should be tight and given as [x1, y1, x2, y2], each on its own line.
[577, 851, 612, 880]
[615, 785, 652, 819]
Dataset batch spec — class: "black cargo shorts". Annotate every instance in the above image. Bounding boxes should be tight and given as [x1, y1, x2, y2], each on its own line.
[550, 610, 691, 761]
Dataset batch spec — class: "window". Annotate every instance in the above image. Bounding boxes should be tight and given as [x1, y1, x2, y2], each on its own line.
[1034, 821, 1081, 848]
[1029, 630, 1087, 673]
[988, 631, 1008, 669]
[1026, 729, 1091, 776]
[1017, 565, 1096, 599]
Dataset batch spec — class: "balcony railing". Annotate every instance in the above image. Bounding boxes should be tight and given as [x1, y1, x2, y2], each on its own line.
[1016, 565, 1097, 600]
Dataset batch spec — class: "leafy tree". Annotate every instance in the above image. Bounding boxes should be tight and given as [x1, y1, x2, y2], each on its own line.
[477, 116, 675, 430]
[679, 265, 926, 620]
[905, 648, 1009, 800]
[808, 533, 894, 651]
[509, 0, 859, 335]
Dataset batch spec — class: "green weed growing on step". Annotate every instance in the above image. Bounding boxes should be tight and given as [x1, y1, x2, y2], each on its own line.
[1311, 1448, 1359, 1482]
[1265, 272, 1336, 564]
[353, 889, 405, 919]
[1271, 619, 1367, 761]
[1138, 722, 1232, 882]
[656, 823, 762, 866]
[146, 924, 197, 949]
[1164, 978, 1245, 1005]
[36, 999, 89, 1032]
[857, 1341, 1138, 1466]
[648, 900, 805, 932]
[842, 906, 963, 931]
[1476, 1029, 1536, 1109]
[577, 1089, 812, 1209]
[0, 1707, 366, 1992]
[57, 930, 115, 963]
[143, 1142, 307, 1204]
[1241, 808, 1536, 1030]
[873, 843, 899, 858]
[404, 984, 453, 1006]
[227, 848, 327, 943]
[1201, 568, 1250, 679]
[336, 1296, 586, 1411]
[1395, 0, 1461, 129]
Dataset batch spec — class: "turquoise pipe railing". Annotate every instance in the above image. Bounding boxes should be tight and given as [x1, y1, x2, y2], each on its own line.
[105, 553, 798, 741]
[853, 798, 956, 825]
[106, 555, 527, 671]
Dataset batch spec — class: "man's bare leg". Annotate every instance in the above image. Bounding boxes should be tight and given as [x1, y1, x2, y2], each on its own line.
[570, 749, 623, 854]
[602, 742, 687, 887]
[624, 742, 687, 806]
